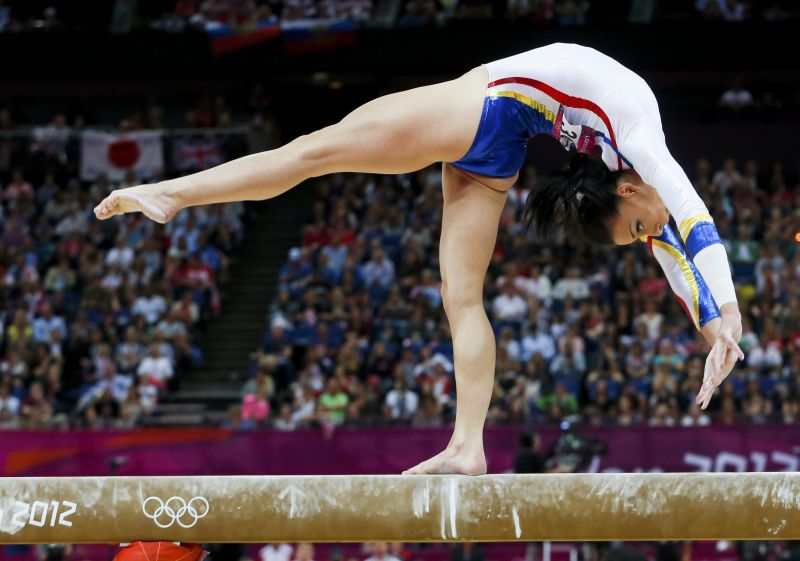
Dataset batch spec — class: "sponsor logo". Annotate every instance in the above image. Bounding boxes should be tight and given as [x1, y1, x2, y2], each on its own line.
[142, 496, 209, 529]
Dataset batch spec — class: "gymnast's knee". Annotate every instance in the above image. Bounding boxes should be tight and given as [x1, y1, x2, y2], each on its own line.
[290, 126, 341, 176]
[441, 282, 484, 319]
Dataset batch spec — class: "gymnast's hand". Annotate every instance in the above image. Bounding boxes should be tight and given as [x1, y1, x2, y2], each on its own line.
[697, 305, 744, 409]
[94, 184, 178, 224]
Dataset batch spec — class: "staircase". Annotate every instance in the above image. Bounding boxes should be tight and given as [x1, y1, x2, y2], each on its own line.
[148, 187, 312, 426]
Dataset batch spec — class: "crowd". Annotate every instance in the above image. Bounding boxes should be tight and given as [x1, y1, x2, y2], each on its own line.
[2, 0, 797, 34]
[237, 154, 800, 430]
[0, 110, 248, 429]
[158, 0, 797, 28]
[152, 0, 376, 32]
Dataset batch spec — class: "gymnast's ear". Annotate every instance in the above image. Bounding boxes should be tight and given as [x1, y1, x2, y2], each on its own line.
[615, 181, 640, 198]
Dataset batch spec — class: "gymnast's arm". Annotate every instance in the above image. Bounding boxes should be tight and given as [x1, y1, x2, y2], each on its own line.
[640, 225, 721, 346]
[621, 123, 744, 406]
[621, 125, 738, 313]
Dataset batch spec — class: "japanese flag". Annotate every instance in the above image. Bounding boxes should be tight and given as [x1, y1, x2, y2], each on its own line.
[80, 130, 164, 181]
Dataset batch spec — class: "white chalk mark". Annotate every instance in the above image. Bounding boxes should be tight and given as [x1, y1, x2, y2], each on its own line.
[449, 479, 458, 539]
[412, 485, 425, 518]
[512, 506, 521, 538]
[277, 485, 301, 519]
[424, 482, 430, 513]
[767, 519, 787, 535]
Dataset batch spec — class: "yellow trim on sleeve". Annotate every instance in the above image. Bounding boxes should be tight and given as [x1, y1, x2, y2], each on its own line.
[651, 238, 700, 327]
[678, 212, 714, 242]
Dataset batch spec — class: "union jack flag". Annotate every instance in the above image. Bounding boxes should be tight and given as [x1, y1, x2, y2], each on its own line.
[173, 137, 224, 171]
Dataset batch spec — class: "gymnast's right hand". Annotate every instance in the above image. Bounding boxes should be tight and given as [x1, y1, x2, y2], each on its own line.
[94, 184, 177, 224]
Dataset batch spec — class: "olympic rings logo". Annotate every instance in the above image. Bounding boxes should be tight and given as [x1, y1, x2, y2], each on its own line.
[142, 496, 210, 529]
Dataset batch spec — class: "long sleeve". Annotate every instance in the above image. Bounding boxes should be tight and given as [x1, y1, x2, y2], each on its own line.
[643, 224, 720, 329]
[621, 125, 737, 307]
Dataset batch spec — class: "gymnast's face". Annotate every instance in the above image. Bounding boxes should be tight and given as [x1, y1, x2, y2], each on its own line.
[608, 179, 670, 245]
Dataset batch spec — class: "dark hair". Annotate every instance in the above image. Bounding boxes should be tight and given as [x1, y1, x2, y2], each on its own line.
[523, 154, 625, 245]
[519, 431, 539, 448]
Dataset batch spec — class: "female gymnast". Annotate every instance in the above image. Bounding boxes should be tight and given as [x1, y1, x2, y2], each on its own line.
[95, 43, 744, 475]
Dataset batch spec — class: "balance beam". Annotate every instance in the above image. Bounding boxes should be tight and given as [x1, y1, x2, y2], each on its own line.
[1, 473, 798, 543]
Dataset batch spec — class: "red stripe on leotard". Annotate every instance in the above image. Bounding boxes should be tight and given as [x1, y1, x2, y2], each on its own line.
[489, 76, 623, 169]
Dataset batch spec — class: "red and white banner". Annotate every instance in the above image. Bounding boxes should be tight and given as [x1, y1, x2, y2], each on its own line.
[80, 130, 164, 181]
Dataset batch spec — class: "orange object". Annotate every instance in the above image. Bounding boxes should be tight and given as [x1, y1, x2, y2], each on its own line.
[113, 542, 207, 561]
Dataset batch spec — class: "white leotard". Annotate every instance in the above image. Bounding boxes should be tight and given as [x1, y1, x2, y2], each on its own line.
[485, 43, 737, 309]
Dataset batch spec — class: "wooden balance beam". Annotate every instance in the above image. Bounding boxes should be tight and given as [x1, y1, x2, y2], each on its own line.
[1, 473, 798, 543]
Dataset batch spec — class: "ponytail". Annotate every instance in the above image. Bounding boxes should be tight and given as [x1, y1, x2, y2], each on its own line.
[523, 154, 624, 245]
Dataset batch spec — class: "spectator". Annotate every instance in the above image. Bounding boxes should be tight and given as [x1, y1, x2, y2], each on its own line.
[318, 378, 349, 425]
[292, 544, 315, 561]
[648, 401, 677, 427]
[450, 543, 485, 561]
[518, 263, 552, 302]
[365, 543, 401, 561]
[136, 344, 174, 390]
[551, 266, 590, 300]
[728, 223, 759, 285]
[384, 379, 419, 421]
[20, 382, 53, 428]
[399, 0, 443, 27]
[259, 544, 293, 561]
[274, 403, 298, 431]
[711, 158, 742, 195]
[0, 382, 21, 420]
[553, 0, 590, 25]
[106, 235, 135, 268]
[241, 384, 270, 426]
[492, 280, 528, 321]
[360, 243, 396, 289]
[508, 0, 554, 23]
[132, 282, 168, 325]
[514, 431, 545, 473]
[280, 247, 314, 293]
[6, 309, 33, 349]
[719, 78, 754, 114]
[520, 323, 556, 362]
[681, 403, 711, 426]
[319, 0, 373, 20]
[537, 383, 579, 420]
[32, 303, 67, 344]
[697, 0, 747, 21]
[455, 0, 493, 19]
[2, 168, 34, 202]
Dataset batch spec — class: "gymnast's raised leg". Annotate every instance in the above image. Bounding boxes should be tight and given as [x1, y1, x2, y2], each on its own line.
[95, 66, 512, 475]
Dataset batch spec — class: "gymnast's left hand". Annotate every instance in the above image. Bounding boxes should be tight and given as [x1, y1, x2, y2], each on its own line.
[697, 305, 744, 409]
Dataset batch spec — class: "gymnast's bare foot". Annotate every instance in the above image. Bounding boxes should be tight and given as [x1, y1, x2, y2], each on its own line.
[402, 445, 487, 475]
[94, 184, 179, 224]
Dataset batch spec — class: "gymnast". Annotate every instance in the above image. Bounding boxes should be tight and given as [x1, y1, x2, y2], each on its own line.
[95, 43, 744, 475]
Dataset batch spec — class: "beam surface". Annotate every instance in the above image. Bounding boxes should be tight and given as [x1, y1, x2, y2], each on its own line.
[0, 473, 799, 543]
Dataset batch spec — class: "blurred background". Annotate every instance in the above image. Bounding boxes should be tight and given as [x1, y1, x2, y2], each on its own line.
[0, 1, 799, 561]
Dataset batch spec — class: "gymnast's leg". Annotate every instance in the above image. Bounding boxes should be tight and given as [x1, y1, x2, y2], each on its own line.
[403, 164, 511, 475]
[94, 67, 489, 222]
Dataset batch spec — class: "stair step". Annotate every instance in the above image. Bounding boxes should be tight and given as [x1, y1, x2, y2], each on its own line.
[185, 190, 305, 386]
[153, 402, 207, 414]
[144, 414, 207, 427]
[201, 356, 255, 364]
[205, 410, 233, 424]
[174, 388, 242, 401]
